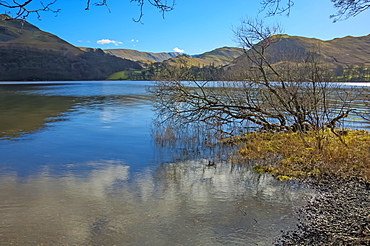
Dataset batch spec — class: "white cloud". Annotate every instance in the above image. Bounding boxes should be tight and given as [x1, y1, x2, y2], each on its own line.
[97, 39, 123, 46]
[173, 47, 184, 53]
[131, 39, 139, 42]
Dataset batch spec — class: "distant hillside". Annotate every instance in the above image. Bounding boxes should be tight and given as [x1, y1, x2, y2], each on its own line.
[226, 34, 370, 81]
[197, 47, 245, 65]
[162, 47, 244, 67]
[0, 14, 141, 81]
[107, 47, 244, 81]
[104, 47, 244, 66]
[0, 14, 82, 55]
[104, 49, 181, 62]
[1, 13, 368, 82]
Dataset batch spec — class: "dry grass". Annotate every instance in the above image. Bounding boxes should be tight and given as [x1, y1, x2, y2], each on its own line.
[235, 129, 370, 181]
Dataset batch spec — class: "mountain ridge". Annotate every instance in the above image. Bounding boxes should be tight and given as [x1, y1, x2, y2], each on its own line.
[103, 49, 181, 62]
[225, 34, 370, 81]
[0, 14, 369, 81]
[155, 47, 244, 68]
[0, 14, 141, 81]
[0, 14, 82, 56]
[103, 46, 244, 66]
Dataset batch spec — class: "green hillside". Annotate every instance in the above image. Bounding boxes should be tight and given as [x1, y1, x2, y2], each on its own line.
[0, 15, 142, 81]
[1, 13, 368, 82]
[162, 47, 244, 67]
[197, 47, 245, 65]
[105, 47, 243, 69]
[226, 34, 370, 81]
[107, 47, 244, 81]
[104, 49, 180, 62]
[0, 14, 82, 55]
[229, 34, 370, 67]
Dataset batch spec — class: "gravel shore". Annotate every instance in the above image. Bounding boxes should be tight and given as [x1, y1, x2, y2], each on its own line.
[277, 176, 370, 245]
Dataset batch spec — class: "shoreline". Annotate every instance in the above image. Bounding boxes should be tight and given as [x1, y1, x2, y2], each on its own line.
[277, 176, 370, 245]
[229, 128, 370, 244]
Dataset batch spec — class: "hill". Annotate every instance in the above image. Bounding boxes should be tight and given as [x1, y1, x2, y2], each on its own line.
[0, 14, 82, 55]
[161, 47, 244, 67]
[0, 14, 142, 81]
[104, 49, 181, 62]
[226, 34, 370, 81]
[197, 47, 245, 65]
[230, 34, 370, 65]
[107, 47, 244, 81]
[105, 47, 243, 68]
[1, 14, 368, 82]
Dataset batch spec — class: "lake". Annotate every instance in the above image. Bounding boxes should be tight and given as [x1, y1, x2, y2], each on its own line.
[0, 81, 314, 245]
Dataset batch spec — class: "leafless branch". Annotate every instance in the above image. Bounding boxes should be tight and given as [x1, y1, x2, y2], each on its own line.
[152, 18, 360, 142]
[330, 0, 370, 22]
[260, 0, 294, 16]
[259, 0, 370, 21]
[0, 0, 175, 21]
[0, 0, 60, 19]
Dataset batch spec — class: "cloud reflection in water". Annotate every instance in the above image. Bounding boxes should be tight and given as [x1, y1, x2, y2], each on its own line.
[0, 159, 311, 246]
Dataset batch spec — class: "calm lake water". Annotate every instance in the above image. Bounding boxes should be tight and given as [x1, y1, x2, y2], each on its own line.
[0, 81, 313, 245]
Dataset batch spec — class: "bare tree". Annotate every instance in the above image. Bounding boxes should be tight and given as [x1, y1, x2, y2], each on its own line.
[151, 18, 358, 142]
[0, 0, 175, 21]
[260, 0, 370, 21]
[330, 0, 370, 22]
[0, 0, 60, 18]
[2, 0, 368, 21]
[260, 0, 294, 16]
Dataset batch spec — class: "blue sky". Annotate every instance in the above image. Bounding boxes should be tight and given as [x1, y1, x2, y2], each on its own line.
[13, 0, 370, 54]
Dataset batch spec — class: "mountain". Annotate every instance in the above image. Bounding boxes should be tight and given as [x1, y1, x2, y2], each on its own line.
[0, 14, 82, 55]
[1, 13, 368, 82]
[226, 34, 370, 80]
[196, 47, 245, 65]
[106, 47, 244, 81]
[104, 49, 181, 62]
[161, 47, 244, 67]
[104, 47, 244, 66]
[0, 14, 142, 81]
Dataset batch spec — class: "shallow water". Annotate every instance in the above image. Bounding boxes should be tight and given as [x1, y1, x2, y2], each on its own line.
[0, 81, 311, 245]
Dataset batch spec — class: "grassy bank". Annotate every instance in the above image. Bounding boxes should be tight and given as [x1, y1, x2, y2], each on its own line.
[232, 129, 370, 181]
[229, 129, 370, 244]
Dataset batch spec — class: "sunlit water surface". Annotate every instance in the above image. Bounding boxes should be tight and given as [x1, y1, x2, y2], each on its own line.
[0, 81, 314, 245]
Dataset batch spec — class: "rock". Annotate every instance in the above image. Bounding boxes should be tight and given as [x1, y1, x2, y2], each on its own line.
[277, 176, 370, 245]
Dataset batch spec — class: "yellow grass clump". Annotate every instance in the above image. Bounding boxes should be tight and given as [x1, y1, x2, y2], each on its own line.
[236, 129, 370, 181]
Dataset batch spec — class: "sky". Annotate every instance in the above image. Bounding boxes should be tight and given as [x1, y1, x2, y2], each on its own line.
[5, 0, 370, 54]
